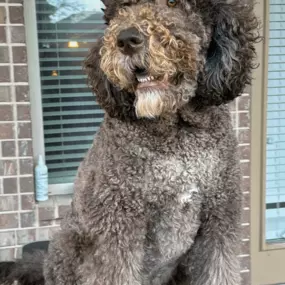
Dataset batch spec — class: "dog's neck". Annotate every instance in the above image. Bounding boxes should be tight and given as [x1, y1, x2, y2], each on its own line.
[178, 104, 214, 129]
[104, 103, 228, 138]
[135, 114, 179, 137]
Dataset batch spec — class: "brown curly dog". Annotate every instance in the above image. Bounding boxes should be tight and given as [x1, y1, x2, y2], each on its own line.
[1, 0, 259, 284]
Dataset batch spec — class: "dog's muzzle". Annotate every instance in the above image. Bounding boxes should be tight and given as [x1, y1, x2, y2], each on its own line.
[117, 27, 144, 56]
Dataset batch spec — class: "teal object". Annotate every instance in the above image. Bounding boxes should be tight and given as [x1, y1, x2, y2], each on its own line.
[35, 155, 49, 202]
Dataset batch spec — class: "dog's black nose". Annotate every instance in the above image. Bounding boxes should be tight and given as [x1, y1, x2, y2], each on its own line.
[117, 27, 144, 55]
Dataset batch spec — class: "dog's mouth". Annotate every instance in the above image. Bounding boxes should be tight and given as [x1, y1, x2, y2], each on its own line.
[134, 67, 168, 91]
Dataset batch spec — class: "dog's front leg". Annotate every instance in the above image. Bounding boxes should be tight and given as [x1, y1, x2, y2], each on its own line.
[172, 164, 242, 285]
[78, 214, 146, 285]
[44, 229, 82, 285]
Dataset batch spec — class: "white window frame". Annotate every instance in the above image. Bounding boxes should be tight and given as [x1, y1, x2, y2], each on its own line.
[251, 0, 285, 284]
[24, 0, 74, 196]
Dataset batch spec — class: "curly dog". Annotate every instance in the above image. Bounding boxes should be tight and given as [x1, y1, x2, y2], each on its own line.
[2, 0, 259, 284]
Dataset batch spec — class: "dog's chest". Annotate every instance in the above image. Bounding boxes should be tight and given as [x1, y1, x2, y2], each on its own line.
[127, 130, 220, 274]
[136, 141, 217, 282]
[129, 130, 220, 201]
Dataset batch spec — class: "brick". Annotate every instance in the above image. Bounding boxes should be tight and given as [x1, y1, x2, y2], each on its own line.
[243, 85, 251, 94]
[39, 207, 54, 220]
[228, 100, 236, 112]
[2, 141, 16, 157]
[37, 228, 49, 241]
[17, 104, 31, 120]
[11, 26, 26, 43]
[241, 209, 250, 224]
[0, 248, 15, 262]
[241, 177, 250, 192]
[0, 46, 9, 63]
[14, 66, 28, 82]
[21, 194, 34, 210]
[0, 86, 11, 102]
[19, 158, 33, 175]
[0, 123, 14, 139]
[0, 105, 13, 121]
[3, 177, 17, 194]
[20, 176, 34, 193]
[18, 122, 32, 138]
[239, 255, 250, 271]
[238, 112, 250, 128]
[18, 140, 33, 157]
[20, 212, 35, 228]
[238, 145, 250, 160]
[55, 218, 61, 226]
[238, 96, 250, 111]
[0, 231, 16, 247]
[240, 161, 250, 177]
[12, 46, 27, 63]
[238, 129, 250, 144]
[0, 213, 18, 229]
[16, 86, 29, 102]
[0, 159, 17, 176]
[0, 7, 6, 24]
[16, 228, 36, 245]
[241, 271, 250, 285]
[230, 112, 237, 128]
[0, 27, 6, 43]
[241, 224, 250, 239]
[37, 226, 60, 241]
[0, 195, 18, 211]
[242, 192, 250, 208]
[58, 205, 70, 218]
[0, 66, 10, 82]
[39, 207, 55, 226]
[9, 6, 24, 24]
[241, 239, 250, 255]
[15, 247, 22, 259]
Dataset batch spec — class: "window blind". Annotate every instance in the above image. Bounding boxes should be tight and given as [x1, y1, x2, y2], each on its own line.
[35, 0, 105, 185]
[266, 0, 285, 241]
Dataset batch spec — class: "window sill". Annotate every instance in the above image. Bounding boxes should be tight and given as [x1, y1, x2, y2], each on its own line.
[37, 193, 73, 208]
[48, 183, 74, 196]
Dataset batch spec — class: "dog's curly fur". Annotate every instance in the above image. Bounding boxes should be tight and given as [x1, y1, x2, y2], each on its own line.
[1, 0, 259, 284]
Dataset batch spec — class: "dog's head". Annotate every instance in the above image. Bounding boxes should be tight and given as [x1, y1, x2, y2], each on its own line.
[84, 0, 259, 120]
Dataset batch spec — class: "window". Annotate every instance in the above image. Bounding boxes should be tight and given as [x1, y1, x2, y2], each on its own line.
[265, 0, 285, 242]
[251, 0, 285, 283]
[24, 0, 105, 195]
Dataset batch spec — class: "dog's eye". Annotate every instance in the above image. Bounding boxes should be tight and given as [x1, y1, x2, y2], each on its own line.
[121, 1, 131, 7]
[167, 0, 177, 7]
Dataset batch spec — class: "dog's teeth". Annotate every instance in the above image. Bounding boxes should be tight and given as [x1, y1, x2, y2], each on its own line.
[136, 75, 155, 83]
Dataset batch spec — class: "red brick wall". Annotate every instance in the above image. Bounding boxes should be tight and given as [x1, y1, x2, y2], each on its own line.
[229, 93, 251, 285]
[0, 2, 252, 284]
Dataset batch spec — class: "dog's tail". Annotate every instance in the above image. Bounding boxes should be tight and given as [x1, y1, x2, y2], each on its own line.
[0, 251, 45, 285]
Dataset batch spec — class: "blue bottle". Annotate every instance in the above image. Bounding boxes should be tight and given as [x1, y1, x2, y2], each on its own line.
[35, 155, 49, 202]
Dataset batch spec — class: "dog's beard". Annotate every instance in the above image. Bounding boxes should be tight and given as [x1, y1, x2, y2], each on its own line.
[135, 79, 197, 118]
[135, 88, 174, 118]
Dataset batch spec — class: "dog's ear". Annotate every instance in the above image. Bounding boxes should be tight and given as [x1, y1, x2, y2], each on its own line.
[84, 40, 136, 120]
[193, 0, 259, 107]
